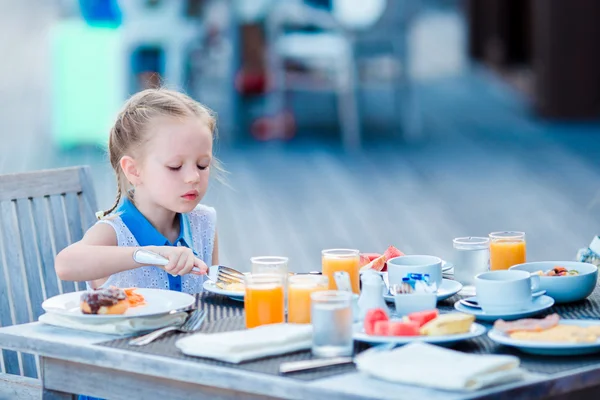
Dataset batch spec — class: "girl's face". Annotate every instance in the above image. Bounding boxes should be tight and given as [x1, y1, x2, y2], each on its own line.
[134, 116, 213, 213]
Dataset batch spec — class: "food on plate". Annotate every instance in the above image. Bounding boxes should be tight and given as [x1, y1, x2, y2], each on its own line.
[373, 320, 391, 336]
[509, 325, 599, 343]
[215, 281, 245, 292]
[419, 313, 475, 336]
[532, 266, 579, 276]
[360, 254, 387, 273]
[363, 308, 474, 337]
[124, 288, 146, 308]
[80, 287, 129, 315]
[494, 314, 600, 343]
[388, 321, 421, 336]
[383, 245, 404, 262]
[359, 253, 378, 267]
[359, 245, 405, 273]
[364, 308, 390, 335]
[407, 309, 439, 327]
[493, 314, 560, 334]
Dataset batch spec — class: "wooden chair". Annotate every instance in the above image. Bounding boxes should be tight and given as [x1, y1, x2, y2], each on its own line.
[0, 166, 98, 399]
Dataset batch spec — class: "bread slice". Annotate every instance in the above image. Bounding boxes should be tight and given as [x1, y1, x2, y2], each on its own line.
[420, 313, 475, 336]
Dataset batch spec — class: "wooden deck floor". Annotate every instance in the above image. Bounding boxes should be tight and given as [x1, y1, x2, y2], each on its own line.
[1, 1, 599, 273]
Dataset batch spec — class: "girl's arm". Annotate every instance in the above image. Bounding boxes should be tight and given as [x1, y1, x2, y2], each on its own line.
[55, 223, 143, 282]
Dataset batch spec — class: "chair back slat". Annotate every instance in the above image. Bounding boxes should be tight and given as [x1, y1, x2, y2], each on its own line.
[48, 195, 76, 294]
[0, 166, 98, 380]
[15, 199, 46, 321]
[64, 193, 87, 292]
[31, 197, 62, 300]
[0, 200, 38, 378]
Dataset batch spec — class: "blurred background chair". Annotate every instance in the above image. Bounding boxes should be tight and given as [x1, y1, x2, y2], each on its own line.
[265, 0, 421, 150]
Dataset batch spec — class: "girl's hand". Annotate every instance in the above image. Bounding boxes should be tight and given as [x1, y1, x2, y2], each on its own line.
[149, 246, 208, 276]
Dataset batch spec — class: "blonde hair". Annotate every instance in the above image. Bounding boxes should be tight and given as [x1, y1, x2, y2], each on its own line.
[99, 88, 221, 219]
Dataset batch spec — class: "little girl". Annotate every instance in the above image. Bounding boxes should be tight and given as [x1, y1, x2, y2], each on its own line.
[55, 88, 220, 293]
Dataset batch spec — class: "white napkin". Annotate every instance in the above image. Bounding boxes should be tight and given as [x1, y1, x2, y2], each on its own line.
[176, 323, 312, 363]
[355, 342, 524, 391]
[38, 312, 187, 335]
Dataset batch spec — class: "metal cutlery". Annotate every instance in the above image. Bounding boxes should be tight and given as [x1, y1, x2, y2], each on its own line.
[279, 343, 396, 374]
[128, 309, 206, 346]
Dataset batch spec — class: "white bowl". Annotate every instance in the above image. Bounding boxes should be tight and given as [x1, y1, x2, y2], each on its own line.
[509, 261, 598, 303]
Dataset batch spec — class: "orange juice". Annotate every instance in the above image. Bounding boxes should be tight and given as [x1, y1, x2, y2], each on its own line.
[287, 275, 328, 324]
[489, 232, 526, 270]
[244, 274, 285, 328]
[321, 249, 360, 294]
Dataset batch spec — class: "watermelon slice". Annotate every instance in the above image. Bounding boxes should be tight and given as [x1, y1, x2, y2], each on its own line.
[360, 254, 387, 273]
[382, 245, 405, 271]
[373, 320, 390, 336]
[364, 308, 389, 335]
[359, 254, 371, 268]
[407, 309, 439, 327]
[388, 321, 421, 336]
[363, 253, 382, 262]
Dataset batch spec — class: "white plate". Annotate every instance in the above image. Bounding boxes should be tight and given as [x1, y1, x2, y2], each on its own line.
[442, 261, 453, 272]
[454, 295, 555, 322]
[383, 278, 463, 303]
[488, 320, 600, 356]
[41, 288, 195, 322]
[203, 280, 244, 302]
[353, 320, 486, 346]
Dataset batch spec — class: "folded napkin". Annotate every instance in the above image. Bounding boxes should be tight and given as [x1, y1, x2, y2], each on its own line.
[176, 323, 312, 363]
[38, 312, 187, 335]
[355, 342, 524, 391]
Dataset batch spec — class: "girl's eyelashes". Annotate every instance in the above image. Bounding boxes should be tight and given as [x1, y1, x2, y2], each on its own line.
[166, 164, 209, 171]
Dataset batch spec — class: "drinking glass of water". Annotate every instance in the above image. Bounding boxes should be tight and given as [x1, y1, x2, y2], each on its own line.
[452, 237, 490, 295]
[310, 290, 354, 357]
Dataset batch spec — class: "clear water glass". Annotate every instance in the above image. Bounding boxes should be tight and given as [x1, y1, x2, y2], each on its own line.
[452, 237, 490, 294]
[311, 290, 353, 357]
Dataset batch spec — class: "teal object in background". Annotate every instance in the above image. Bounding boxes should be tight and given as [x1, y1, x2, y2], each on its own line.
[51, 19, 124, 149]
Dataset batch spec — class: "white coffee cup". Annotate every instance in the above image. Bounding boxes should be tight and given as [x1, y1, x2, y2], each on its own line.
[475, 270, 540, 313]
[387, 255, 443, 289]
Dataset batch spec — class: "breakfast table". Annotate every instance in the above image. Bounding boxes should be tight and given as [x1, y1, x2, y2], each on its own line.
[3, 287, 600, 400]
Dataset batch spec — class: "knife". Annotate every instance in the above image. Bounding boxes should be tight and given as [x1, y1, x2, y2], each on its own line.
[280, 357, 354, 374]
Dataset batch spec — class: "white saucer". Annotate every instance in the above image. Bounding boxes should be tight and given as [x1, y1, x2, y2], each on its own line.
[454, 295, 555, 322]
[384, 278, 463, 303]
[488, 320, 600, 356]
[203, 280, 244, 302]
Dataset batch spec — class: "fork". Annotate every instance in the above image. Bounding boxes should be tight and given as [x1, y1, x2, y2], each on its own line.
[129, 309, 206, 346]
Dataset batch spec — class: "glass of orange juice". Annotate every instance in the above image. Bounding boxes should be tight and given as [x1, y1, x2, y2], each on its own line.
[287, 275, 329, 324]
[244, 273, 285, 329]
[321, 249, 360, 294]
[489, 231, 526, 271]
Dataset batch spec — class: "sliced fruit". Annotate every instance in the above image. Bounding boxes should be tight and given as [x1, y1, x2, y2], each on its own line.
[373, 320, 390, 336]
[388, 321, 421, 336]
[382, 245, 405, 271]
[384, 245, 404, 260]
[359, 254, 371, 268]
[364, 308, 389, 335]
[407, 309, 439, 327]
[360, 254, 387, 273]
[420, 313, 475, 336]
[363, 253, 382, 262]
